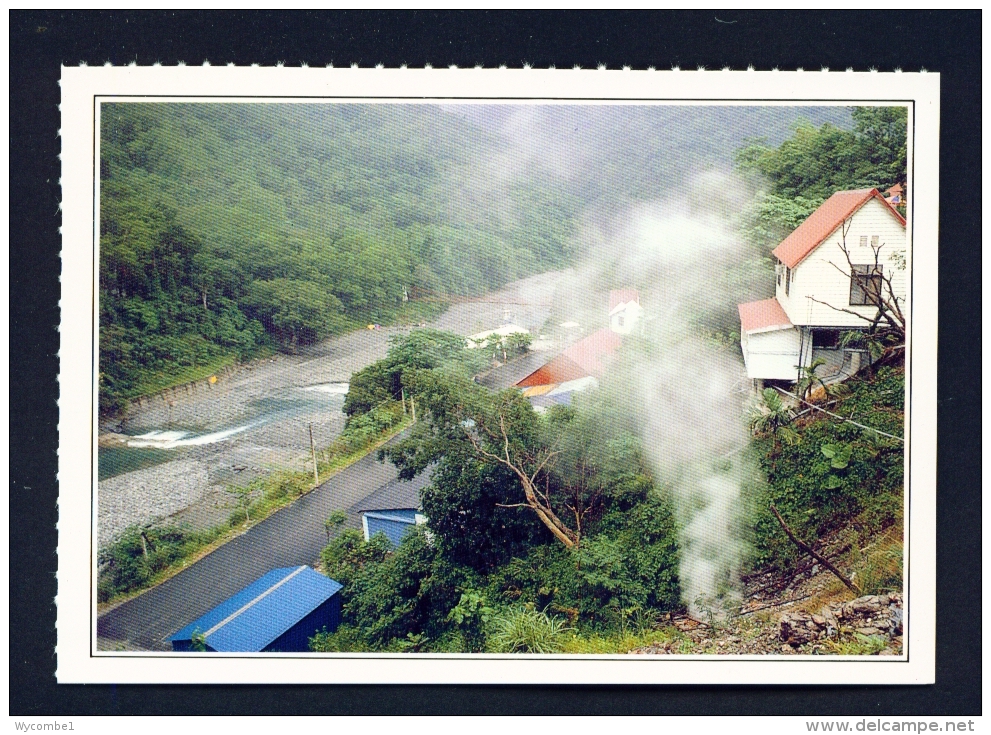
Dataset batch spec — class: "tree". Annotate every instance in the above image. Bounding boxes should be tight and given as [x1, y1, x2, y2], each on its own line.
[324, 510, 347, 544]
[243, 278, 347, 351]
[736, 107, 907, 202]
[384, 370, 622, 552]
[807, 218, 906, 344]
[795, 357, 834, 403]
[749, 387, 799, 450]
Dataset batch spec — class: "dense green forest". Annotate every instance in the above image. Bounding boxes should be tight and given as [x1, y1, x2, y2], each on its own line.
[99, 104, 581, 411]
[738, 107, 907, 250]
[99, 103, 851, 412]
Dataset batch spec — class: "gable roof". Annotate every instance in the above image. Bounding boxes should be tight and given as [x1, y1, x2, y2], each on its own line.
[168, 566, 341, 652]
[738, 297, 794, 334]
[772, 188, 907, 269]
[352, 471, 430, 514]
[516, 328, 622, 387]
[609, 289, 640, 311]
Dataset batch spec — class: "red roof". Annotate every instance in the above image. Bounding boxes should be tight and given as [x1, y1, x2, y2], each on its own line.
[516, 328, 622, 387]
[772, 189, 906, 269]
[738, 297, 793, 334]
[609, 289, 640, 311]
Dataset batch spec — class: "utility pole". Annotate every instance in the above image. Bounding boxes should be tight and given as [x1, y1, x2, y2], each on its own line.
[308, 423, 319, 487]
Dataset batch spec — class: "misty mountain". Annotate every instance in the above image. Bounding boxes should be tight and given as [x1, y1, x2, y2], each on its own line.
[98, 102, 849, 408]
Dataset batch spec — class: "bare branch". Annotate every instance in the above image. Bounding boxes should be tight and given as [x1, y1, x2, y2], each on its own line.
[770, 504, 861, 596]
[806, 296, 880, 326]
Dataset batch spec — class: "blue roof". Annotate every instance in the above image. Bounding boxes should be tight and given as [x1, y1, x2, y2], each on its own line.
[168, 566, 342, 652]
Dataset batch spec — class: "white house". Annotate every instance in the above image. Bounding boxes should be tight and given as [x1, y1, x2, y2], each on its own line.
[608, 289, 644, 335]
[738, 188, 907, 386]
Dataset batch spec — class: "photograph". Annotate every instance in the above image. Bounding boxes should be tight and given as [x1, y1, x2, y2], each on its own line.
[91, 99, 910, 658]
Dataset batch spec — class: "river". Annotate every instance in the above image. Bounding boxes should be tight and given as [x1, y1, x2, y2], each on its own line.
[96, 271, 566, 547]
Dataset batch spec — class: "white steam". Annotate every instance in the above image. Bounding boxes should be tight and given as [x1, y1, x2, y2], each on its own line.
[562, 171, 760, 616]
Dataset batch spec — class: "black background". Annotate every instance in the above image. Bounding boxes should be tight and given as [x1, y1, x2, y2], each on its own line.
[9, 10, 981, 716]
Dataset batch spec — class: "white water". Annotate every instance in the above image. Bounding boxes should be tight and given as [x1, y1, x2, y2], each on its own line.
[302, 382, 350, 394]
[126, 423, 257, 449]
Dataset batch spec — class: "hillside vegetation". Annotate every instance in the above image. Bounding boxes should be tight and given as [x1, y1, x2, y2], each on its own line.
[99, 104, 852, 412]
[306, 108, 908, 654]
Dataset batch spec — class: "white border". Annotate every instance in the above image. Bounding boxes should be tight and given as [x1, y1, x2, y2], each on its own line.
[58, 67, 940, 684]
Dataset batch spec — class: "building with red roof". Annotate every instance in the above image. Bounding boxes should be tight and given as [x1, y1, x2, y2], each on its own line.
[516, 328, 622, 388]
[884, 183, 906, 208]
[739, 188, 907, 385]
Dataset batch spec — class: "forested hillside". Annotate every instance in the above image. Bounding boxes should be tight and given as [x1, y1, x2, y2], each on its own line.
[99, 103, 852, 412]
[737, 107, 907, 250]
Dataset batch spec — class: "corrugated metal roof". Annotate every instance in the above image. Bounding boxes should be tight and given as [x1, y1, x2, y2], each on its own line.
[738, 297, 794, 334]
[351, 471, 430, 513]
[516, 355, 587, 387]
[476, 351, 557, 390]
[516, 328, 622, 387]
[772, 189, 906, 269]
[169, 566, 342, 652]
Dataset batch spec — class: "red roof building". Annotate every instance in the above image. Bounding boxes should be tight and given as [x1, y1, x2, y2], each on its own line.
[516, 328, 622, 387]
[737, 297, 793, 334]
[608, 289, 640, 312]
[771, 188, 906, 269]
[884, 183, 906, 207]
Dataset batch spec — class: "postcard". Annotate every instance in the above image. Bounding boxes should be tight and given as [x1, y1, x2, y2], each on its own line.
[57, 66, 939, 684]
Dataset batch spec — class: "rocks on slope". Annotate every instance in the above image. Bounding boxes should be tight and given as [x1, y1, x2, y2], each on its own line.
[780, 593, 903, 648]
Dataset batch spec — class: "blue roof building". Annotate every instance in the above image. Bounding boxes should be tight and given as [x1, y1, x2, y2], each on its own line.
[362, 508, 425, 546]
[352, 473, 430, 548]
[168, 566, 342, 652]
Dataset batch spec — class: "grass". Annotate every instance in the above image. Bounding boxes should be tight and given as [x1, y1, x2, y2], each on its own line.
[97, 415, 413, 608]
[821, 633, 889, 656]
[486, 606, 574, 653]
[559, 627, 680, 654]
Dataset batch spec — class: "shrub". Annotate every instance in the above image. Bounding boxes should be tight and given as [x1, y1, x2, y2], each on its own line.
[97, 524, 222, 602]
[487, 605, 572, 653]
[749, 368, 905, 569]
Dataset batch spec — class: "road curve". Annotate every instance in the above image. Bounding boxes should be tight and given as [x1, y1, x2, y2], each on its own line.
[97, 440, 405, 651]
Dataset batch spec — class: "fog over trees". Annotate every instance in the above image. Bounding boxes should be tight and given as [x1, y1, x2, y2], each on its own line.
[99, 102, 853, 411]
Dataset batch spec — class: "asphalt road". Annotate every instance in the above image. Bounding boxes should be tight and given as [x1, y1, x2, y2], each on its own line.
[96, 441, 405, 651]
[96, 270, 568, 651]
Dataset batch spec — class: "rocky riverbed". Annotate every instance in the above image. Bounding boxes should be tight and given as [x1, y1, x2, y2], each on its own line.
[97, 271, 566, 548]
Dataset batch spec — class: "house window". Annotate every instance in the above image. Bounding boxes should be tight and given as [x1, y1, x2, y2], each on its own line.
[859, 235, 868, 248]
[616, 315, 624, 327]
[850, 264, 884, 305]
[785, 267, 791, 296]
[813, 329, 841, 349]
[871, 235, 879, 248]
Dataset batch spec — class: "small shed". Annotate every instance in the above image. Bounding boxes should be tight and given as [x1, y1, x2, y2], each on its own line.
[737, 297, 801, 381]
[352, 472, 431, 547]
[168, 566, 342, 652]
[362, 509, 427, 546]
